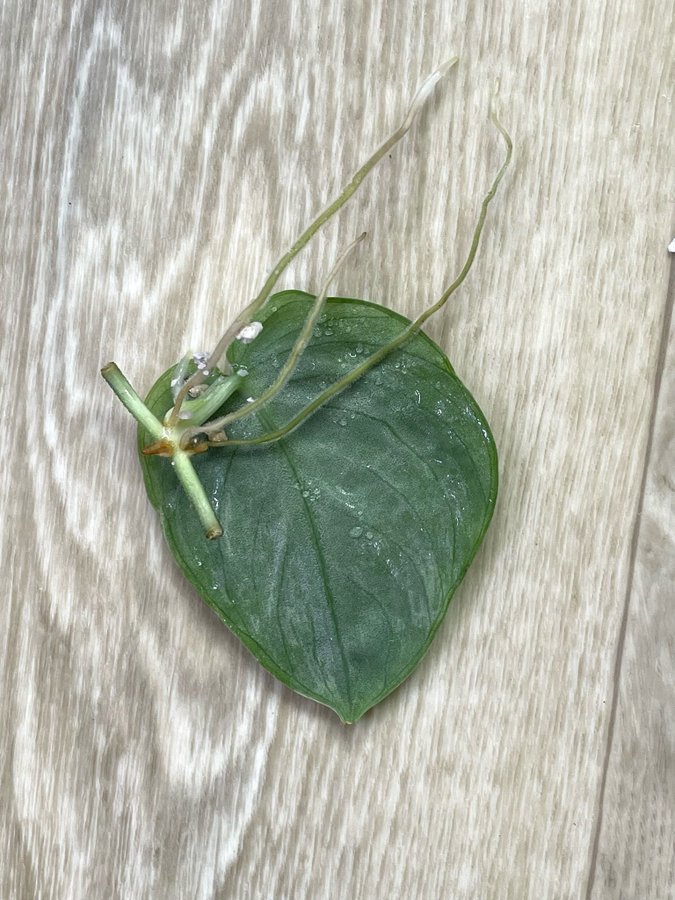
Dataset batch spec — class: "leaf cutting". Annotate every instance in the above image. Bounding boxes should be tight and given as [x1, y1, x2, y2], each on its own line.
[102, 59, 512, 721]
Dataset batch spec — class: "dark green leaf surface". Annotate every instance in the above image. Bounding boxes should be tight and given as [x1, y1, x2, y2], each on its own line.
[139, 291, 497, 722]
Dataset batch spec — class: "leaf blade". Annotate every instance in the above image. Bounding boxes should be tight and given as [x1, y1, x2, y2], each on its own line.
[139, 292, 497, 721]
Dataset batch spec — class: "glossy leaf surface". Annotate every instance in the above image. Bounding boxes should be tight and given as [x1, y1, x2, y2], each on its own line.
[139, 292, 497, 722]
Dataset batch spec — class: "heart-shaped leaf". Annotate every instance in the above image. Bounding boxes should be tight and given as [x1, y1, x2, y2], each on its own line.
[139, 292, 497, 722]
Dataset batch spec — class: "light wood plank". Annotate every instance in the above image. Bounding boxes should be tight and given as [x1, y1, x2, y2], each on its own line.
[589, 278, 675, 898]
[1, 1, 673, 898]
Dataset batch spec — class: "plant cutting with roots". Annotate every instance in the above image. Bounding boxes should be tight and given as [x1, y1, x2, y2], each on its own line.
[102, 59, 513, 722]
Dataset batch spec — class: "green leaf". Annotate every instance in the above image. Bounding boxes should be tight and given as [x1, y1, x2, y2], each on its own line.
[139, 291, 497, 722]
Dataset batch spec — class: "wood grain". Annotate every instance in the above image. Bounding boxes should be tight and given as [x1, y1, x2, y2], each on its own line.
[1, 1, 673, 898]
[589, 273, 675, 899]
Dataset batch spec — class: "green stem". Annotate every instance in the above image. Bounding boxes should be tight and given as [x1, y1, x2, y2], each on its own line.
[177, 374, 244, 426]
[172, 450, 223, 539]
[101, 363, 164, 439]
[102, 362, 224, 539]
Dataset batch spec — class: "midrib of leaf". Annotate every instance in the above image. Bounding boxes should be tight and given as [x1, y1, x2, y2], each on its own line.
[255, 407, 355, 715]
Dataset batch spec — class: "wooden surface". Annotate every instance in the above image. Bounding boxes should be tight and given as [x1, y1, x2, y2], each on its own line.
[1, 2, 673, 898]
